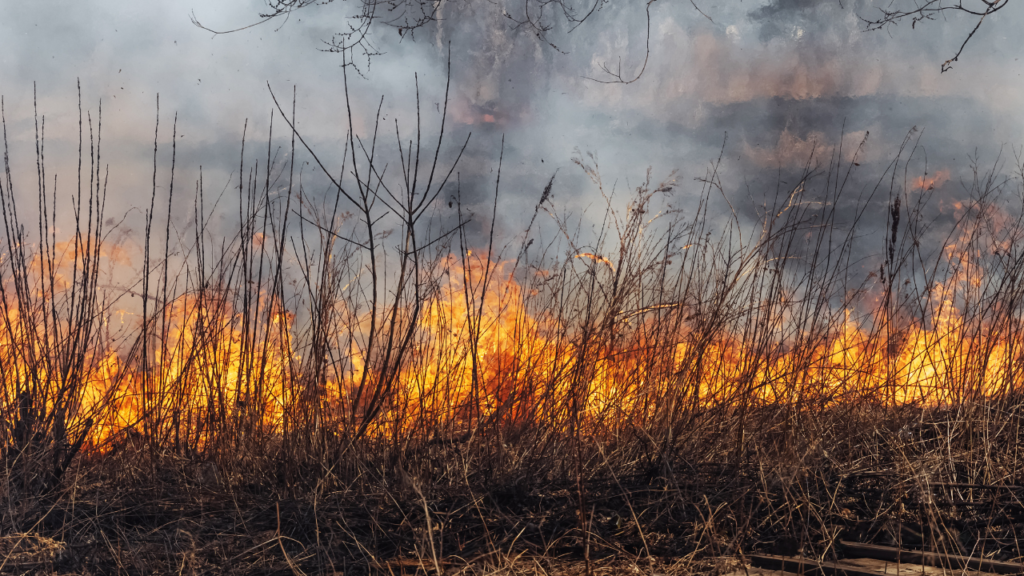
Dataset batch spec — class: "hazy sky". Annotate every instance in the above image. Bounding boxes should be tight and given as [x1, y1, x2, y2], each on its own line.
[1, 1, 1022, 248]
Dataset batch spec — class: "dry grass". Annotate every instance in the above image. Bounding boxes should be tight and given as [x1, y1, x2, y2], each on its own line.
[1, 79, 1023, 574]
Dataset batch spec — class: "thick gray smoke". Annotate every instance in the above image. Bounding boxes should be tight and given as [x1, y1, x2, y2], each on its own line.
[0, 0, 1021, 251]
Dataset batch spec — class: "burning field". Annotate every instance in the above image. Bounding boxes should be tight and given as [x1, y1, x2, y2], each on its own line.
[2, 89, 1024, 575]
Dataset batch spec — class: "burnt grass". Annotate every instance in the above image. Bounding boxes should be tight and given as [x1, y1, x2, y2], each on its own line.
[5, 402, 1024, 574]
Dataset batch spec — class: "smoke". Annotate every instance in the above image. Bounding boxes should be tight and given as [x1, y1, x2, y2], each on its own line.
[0, 0, 1020, 252]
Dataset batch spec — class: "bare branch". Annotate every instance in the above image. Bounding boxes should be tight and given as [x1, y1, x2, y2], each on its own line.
[583, 0, 657, 85]
[860, 0, 1010, 72]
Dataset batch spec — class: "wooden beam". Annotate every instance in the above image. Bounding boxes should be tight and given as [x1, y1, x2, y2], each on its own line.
[749, 554, 892, 576]
[839, 541, 1024, 575]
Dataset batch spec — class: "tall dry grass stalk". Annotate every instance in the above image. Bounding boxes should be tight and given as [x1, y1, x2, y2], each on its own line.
[1, 75, 1023, 572]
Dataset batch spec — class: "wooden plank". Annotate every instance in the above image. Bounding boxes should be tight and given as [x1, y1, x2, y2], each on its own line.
[928, 484, 1024, 491]
[749, 554, 890, 576]
[839, 541, 1024, 575]
[720, 567, 802, 576]
[840, 557, 930, 575]
[842, 557, 998, 576]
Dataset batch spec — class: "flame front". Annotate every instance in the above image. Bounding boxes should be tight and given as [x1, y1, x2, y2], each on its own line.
[9, 249, 1016, 452]
[4, 169, 1024, 452]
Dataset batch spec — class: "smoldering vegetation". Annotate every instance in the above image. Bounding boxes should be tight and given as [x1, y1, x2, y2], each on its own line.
[1, 80, 1023, 575]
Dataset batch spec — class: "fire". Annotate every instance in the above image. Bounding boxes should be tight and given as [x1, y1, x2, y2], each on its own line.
[575, 252, 615, 271]
[3, 215, 1021, 452]
[913, 168, 950, 191]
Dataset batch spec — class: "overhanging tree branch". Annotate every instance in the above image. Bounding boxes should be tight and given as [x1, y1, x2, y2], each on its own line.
[860, 0, 1010, 72]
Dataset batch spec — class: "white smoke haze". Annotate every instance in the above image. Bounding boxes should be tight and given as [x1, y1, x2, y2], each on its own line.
[0, 0, 1021, 251]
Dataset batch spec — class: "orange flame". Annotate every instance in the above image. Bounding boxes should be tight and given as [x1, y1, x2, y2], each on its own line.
[575, 252, 615, 271]
[913, 169, 950, 191]
[3, 223, 1020, 451]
